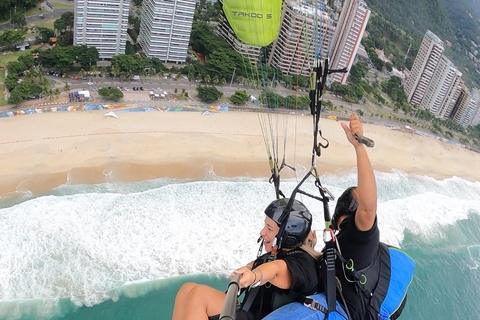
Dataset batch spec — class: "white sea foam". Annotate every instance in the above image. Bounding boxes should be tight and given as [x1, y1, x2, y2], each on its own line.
[0, 171, 479, 317]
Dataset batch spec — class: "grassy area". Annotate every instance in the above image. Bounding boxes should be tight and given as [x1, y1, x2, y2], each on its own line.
[0, 48, 34, 68]
[28, 18, 55, 29]
[51, 2, 74, 8]
[25, 6, 44, 17]
[377, 108, 391, 118]
[0, 69, 6, 106]
[363, 104, 375, 115]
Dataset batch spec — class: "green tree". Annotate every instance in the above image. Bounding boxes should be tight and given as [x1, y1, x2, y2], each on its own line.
[7, 61, 27, 75]
[54, 12, 74, 34]
[230, 90, 249, 105]
[17, 54, 34, 69]
[98, 87, 124, 101]
[76, 45, 99, 69]
[204, 74, 211, 84]
[190, 22, 229, 56]
[11, 12, 26, 28]
[196, 85, 222, 103]
[36, 27, 55, 43]
[0, 29, 25, 49]
[8, 91, 23, 105]
[349, 61, 369, 83]
[57, 31, 73, 46]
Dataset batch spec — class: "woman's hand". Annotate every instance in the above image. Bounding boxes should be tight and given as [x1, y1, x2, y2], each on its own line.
[341, 114, 363, 147]
[231, 266, 256, 288]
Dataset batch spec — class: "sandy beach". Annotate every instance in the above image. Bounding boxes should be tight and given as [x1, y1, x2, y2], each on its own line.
[1, 109, 479, 197]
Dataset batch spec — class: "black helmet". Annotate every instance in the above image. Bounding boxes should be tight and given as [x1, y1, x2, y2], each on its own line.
[331, 186, 359, 230]
[264, 198, 312, 249]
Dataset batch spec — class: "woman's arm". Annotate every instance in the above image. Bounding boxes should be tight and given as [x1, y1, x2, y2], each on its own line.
[341, 114, 377, 231]
[233, 259, 292, 289]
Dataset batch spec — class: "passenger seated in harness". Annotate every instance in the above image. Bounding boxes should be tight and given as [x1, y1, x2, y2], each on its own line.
[172, 198, 320, 320]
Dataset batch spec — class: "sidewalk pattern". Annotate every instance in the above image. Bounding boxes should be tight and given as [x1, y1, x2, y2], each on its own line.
[0, 104, 229, 118]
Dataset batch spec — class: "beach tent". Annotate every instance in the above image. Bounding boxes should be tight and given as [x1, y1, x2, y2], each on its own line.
[104, 111, 119, 119]
[201, 111, 213, 116]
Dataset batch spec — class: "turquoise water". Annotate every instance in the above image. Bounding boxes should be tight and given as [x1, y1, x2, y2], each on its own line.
[0, 170, 479, 320]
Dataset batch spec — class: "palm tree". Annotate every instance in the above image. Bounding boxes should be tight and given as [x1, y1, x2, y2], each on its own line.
[140, 69, 147, 83]
[64, 83, 70, 92]
[44, 88, 54, 100]
[120, 71, 127, 83]
[99, 67, 107, 79]
[213, 75, 219, 85]
[54, 88, 60, 99]
[90, 65, 97, 82]
[35, 66, 48, 85]
[127, 70, 134, 82]
[80, 69, 87, 80]
[111, 66, 119, 81]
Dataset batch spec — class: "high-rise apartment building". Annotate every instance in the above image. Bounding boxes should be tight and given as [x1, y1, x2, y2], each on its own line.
[138, 0, 195, 64]
[329, 0, 370, 84]
[74, 0, 130, 60]
[451, 85, 471, 125]
[268, 0, 336, 76]
[466, 88, 480, 127]
[421, 55, 462, 119]
[440, 69, 463, 120]
[404, 30, 444, 106]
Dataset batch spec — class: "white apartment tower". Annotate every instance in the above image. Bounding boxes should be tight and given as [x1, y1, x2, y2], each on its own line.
[138, 0, 195, 64]
[420, 55, 462, 118]
[74, 0, 130, 60]
[404, 30, 444, 106]
[451, 85, 470, 125]
[268, 0, 336, 76]
[464, 88, 480, 127]
[439, 69, 463, 120]
[329, 0, 370, 84]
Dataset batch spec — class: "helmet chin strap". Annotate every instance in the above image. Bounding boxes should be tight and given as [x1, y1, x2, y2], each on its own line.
[269, 237, 278, 261]
[256, 237, 264, 258]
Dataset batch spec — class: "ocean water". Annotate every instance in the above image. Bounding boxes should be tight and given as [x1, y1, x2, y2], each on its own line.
[0, 169, 479, 320]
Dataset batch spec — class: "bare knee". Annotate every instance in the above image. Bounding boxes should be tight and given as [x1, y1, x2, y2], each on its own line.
[176, 282, 198, 301]
[173, 282, 201, 320]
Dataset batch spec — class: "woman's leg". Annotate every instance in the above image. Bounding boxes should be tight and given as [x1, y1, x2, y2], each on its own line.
[172, 282, 197, 320]
[172, 282, 227, 320]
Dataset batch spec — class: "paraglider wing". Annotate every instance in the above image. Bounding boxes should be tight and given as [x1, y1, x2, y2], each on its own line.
[222, 0, 282, 47]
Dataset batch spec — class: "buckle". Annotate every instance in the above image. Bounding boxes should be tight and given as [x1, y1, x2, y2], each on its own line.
[303, 298, 319, 310]
[303, 297, 327, 313]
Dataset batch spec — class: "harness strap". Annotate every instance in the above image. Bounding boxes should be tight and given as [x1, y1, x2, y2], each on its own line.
[303, 297, 328, 314]
[241, 287, 260, 313]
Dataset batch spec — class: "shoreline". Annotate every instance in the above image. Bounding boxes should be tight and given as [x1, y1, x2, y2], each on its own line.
[1, 110, 480, 198]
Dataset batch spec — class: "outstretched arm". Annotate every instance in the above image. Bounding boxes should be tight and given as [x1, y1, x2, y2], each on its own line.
[233, 259, 292, 289]
[341, 114, 377, 231]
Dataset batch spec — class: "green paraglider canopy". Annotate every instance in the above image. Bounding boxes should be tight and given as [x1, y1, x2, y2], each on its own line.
[222, 0, 282, 47]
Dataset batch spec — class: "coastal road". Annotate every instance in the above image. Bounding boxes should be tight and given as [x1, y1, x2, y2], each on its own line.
[53, 75, 362, 112]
